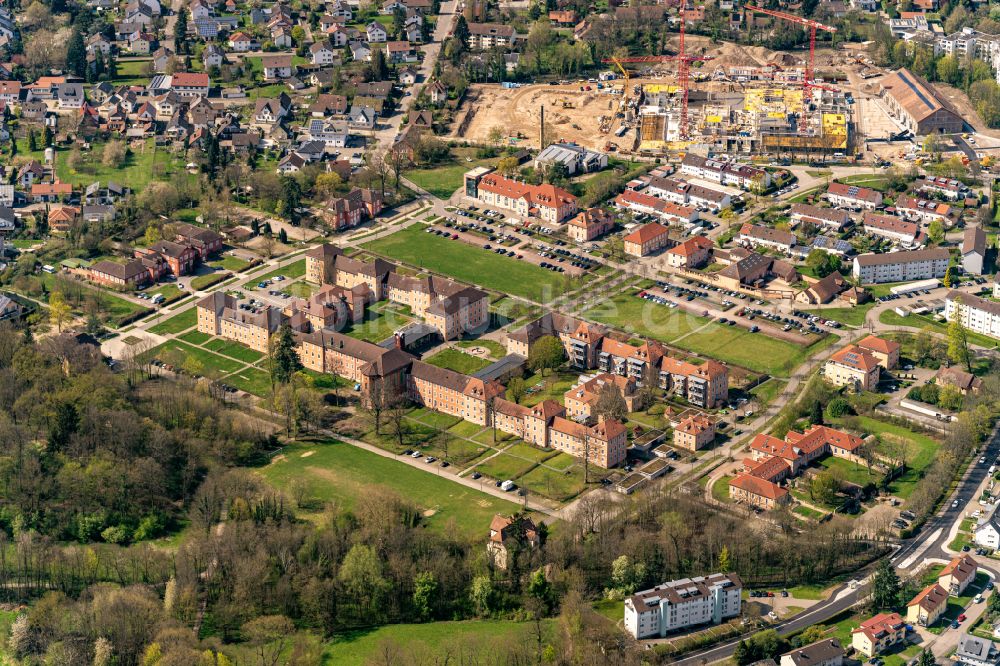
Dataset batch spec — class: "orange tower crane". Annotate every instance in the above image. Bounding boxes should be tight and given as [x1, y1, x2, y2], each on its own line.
[743, 5, 837, 103]
[600, 5, 711, 139]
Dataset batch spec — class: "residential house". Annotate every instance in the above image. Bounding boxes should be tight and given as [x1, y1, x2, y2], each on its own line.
[623, 222, 672, 257]
[936, 365, 984, 395]
[851, 613, 907, 657]
[487, 514, 539, 571]
[823, 344, 881, 391]
[856, 335, 900, 370]
[736, 223, 794, 253]
[466, 23, 519, 49]
[566, 207, 614, 242]
[366, 22, 388, 42]
[852, 248, 950, 284]
[728, 474, 789, 509]
[825, 182, 883, 210]
[674, 414, 716, 451]
[261, 55, 293, 80]
[788, 203, 850, 232]
[955, 634, 1000, 666]
[962, 225, 987, 275]
[939, 555, 978, 597]
[779, 640, 844, 666]
[465, 168, 578, 223]
[862, 212, 919, 246]
[906, 583, 948, 626]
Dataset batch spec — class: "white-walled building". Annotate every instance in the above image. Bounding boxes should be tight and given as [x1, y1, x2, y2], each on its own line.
[852, 248, 950, 284]
[945, 290, 1000, 340]
[624, 572, 742, 639]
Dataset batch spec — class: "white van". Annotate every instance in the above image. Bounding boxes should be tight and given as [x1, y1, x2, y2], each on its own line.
[500, 480, 515, 492]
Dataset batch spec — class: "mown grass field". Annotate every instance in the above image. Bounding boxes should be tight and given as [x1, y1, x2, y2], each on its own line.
[150, 340, 244, 375]
[426, 348, 492, 375]
[148, 308, 197, 334]
[581, 291, 835, 375]
[363, 224, 569, 303]
[324, 619, 554, 665]
[258, 439, 525, 540]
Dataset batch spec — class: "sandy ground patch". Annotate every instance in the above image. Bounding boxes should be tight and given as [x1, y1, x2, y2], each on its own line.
[300, 450, 315, 458]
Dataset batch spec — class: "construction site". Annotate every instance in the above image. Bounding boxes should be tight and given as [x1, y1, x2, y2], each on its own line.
[451, 8, 867, 159]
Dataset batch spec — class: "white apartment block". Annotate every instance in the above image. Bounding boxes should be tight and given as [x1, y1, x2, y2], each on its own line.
[624, 573, 742, 639]
[945, 291, 1000, 341]
[852, 248, 950, 284]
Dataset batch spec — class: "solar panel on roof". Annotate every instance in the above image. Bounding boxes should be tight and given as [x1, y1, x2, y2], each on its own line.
[847, 186, 859, 197]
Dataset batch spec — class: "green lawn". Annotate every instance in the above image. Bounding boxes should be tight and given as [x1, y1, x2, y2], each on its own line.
[520, 370, 579, 407]
[258, 439, 525, 540]
[835, 174, 892, 191]
[54, 139, 196, 191]
[581, 292, 708, 343]
[580, 290, 835, 375]
[209, 256, 252, 272]
[786, 584, 830, 600]
[150, 340, 244, 376]
[244, 259, 308, 288]
[821, 415, 939, 499]
[456, 338, 507, 358]
[879, 310, 998, 349]
[749, 379, 787, 407]
[342, 306, 412, 344]
[190, 272, 231, 291]
[202, 337, 264, 363]
[140, 283, 184, 303]
[801, 303, 875, 328]
[426, 348, 492, 375]
[518, 461, 588, 501]
[324, 619, 554, 666]
[407, 160, 487, 199]
[286, 281, 316, 298]
[148, 308, 197, 334]
[363, 225, 569, 303]
[222, 367, 272, 396]
[712, 476, 732, 503]
[178, 330, 212, 345]
[793, 505, 823, 520]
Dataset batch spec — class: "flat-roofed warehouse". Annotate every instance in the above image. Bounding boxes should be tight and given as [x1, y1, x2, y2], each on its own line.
[879, 68, 965, 135]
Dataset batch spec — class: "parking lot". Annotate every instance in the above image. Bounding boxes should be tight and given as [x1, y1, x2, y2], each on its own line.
[429, 216, 595, 277]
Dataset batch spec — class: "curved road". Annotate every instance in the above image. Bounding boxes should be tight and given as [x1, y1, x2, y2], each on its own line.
[674, 424, 1000, 665]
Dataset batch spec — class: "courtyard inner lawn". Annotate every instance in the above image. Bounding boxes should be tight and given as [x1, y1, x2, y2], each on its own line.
[148, 308, 197, 335]
[258, 439, 524, 540]
[325, 619, 554, 666]
[342, 306, 413, 344]
[363, 224, 567, 303]
[426, 347, 492, 375]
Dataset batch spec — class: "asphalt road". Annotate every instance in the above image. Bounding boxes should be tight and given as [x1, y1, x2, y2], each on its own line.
[673, 423, 1000, 665]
